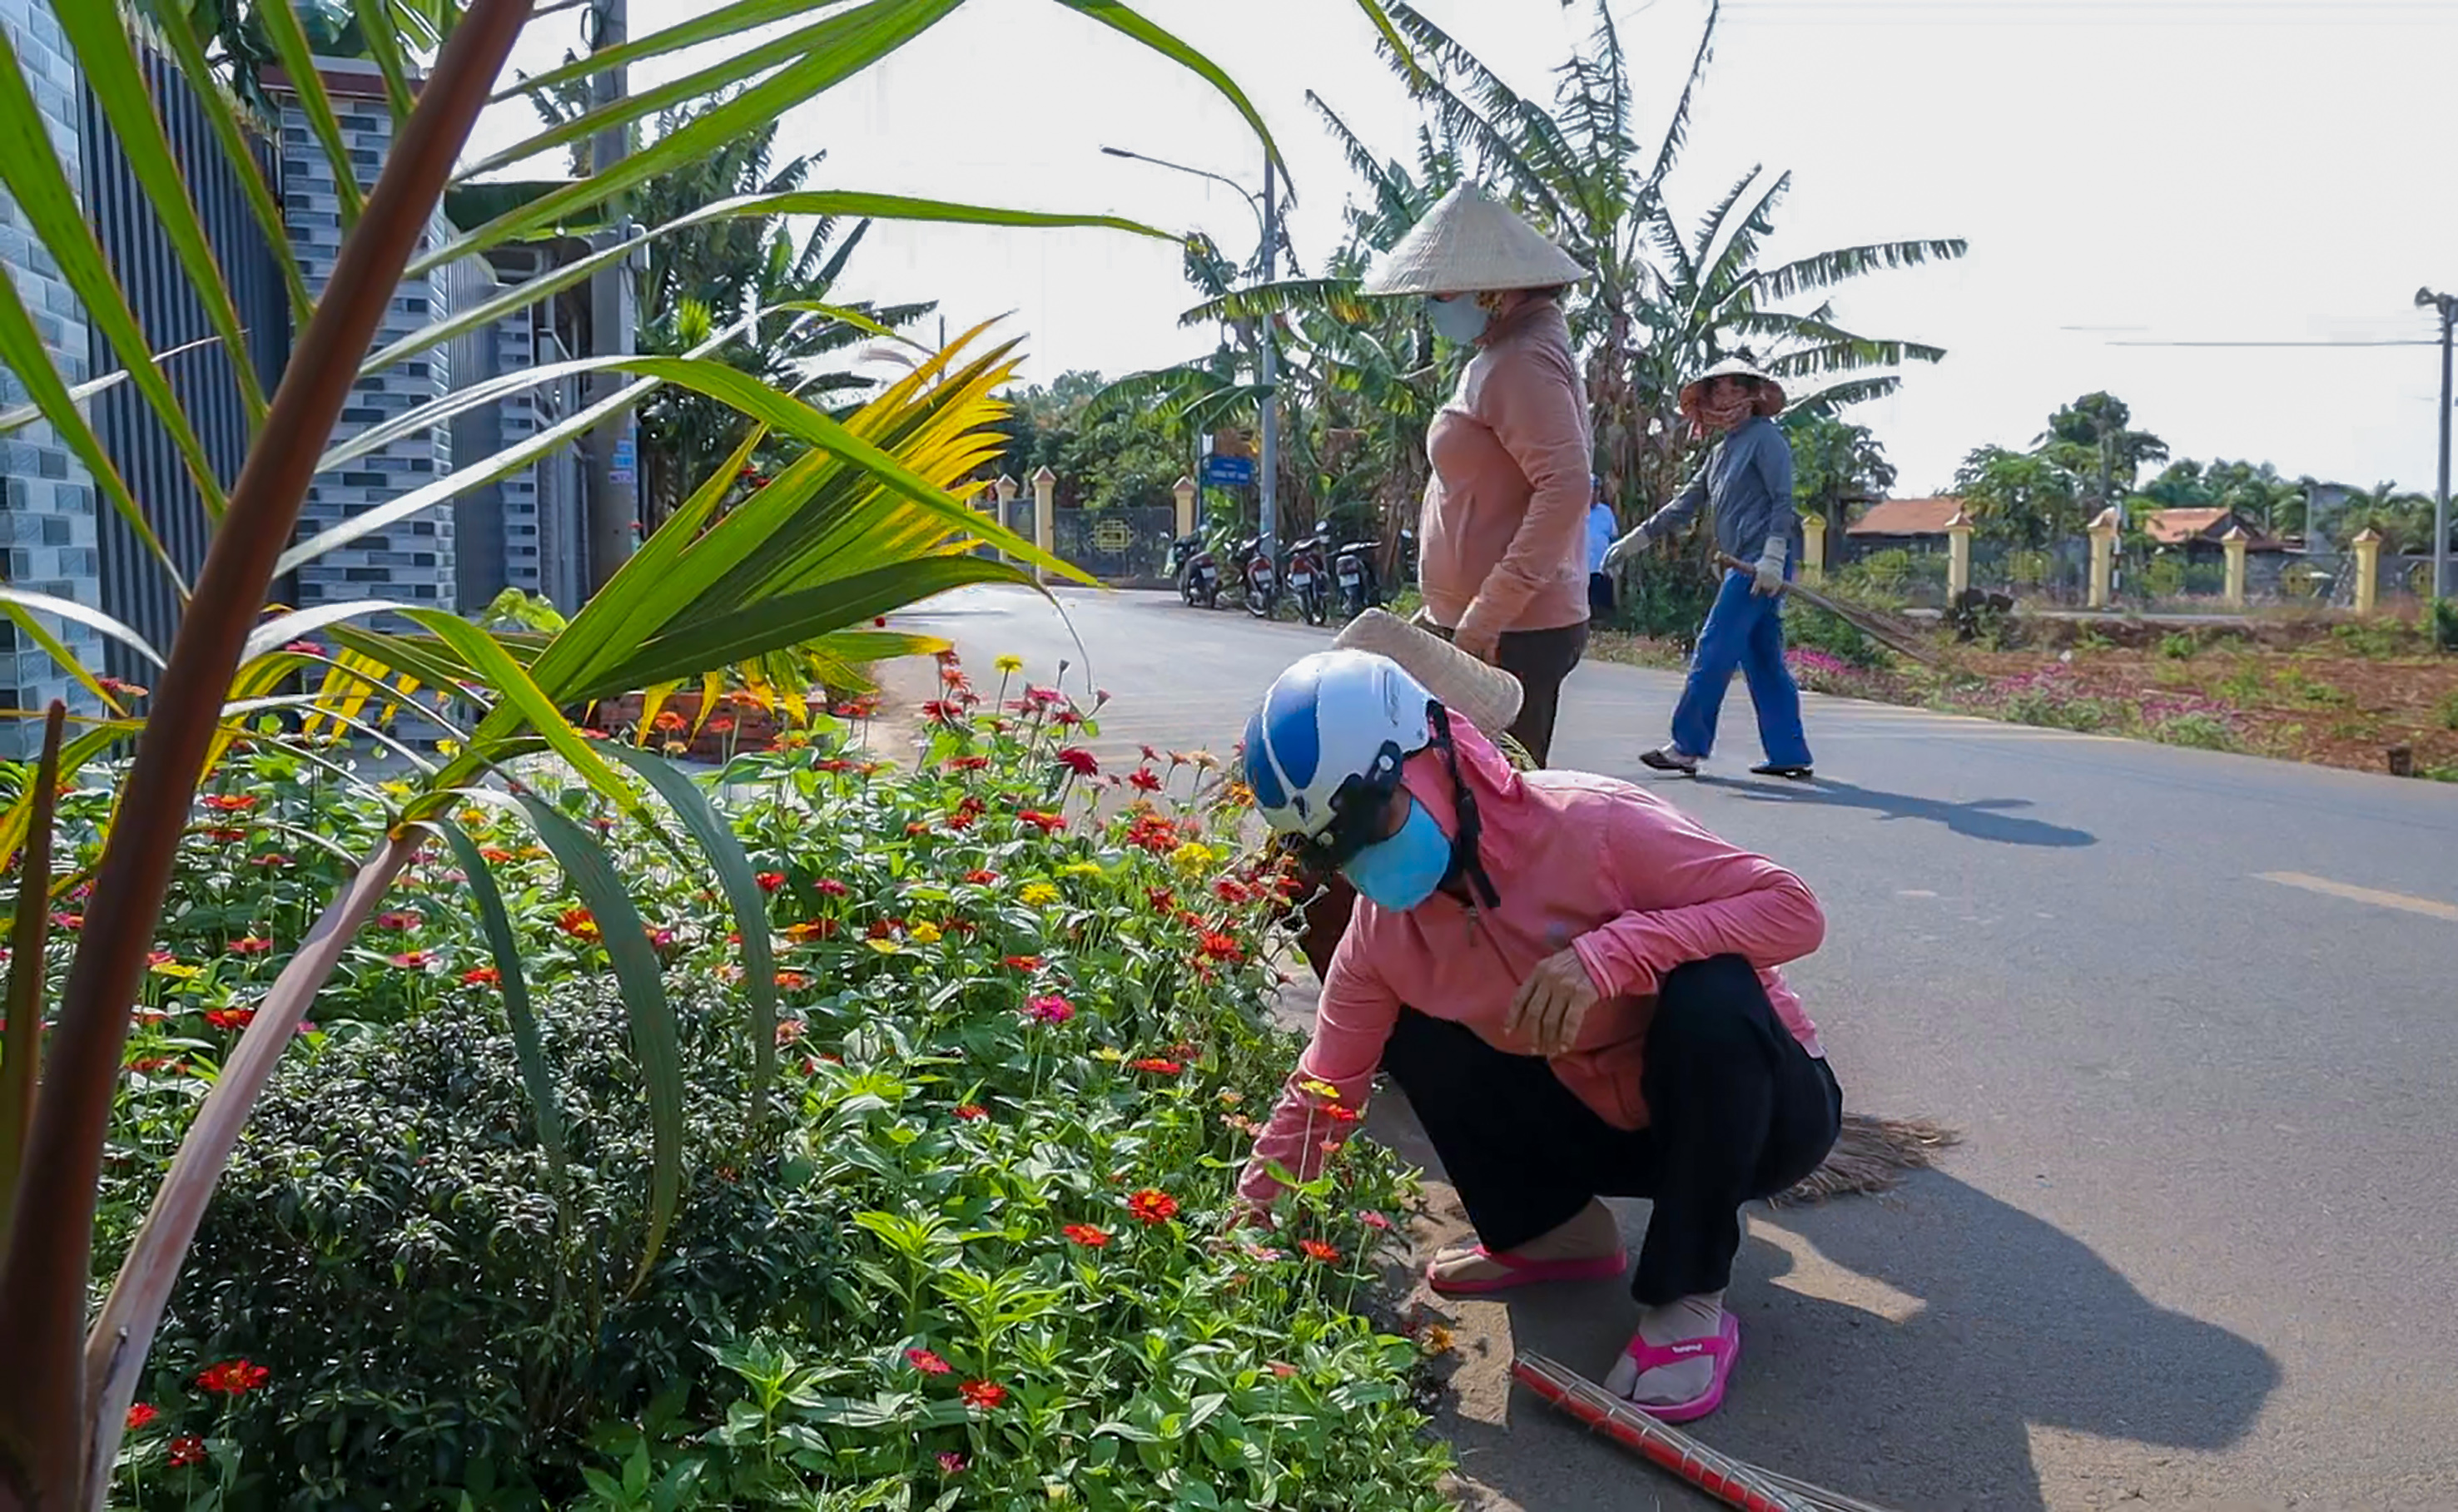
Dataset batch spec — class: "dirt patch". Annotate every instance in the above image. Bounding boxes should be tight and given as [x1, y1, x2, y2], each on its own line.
[1587, 632, 2458, 783]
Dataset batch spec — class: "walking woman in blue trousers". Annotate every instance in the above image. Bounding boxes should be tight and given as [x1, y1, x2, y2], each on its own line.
[1600, 358, 1814, 781]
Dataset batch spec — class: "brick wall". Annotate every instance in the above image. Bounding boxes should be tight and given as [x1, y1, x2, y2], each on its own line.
[0, 0, 100, 758]
[272, 62, 456, 618]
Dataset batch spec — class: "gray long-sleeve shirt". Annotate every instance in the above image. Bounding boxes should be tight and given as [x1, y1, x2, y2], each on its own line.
[1638, 415, 1800, 563]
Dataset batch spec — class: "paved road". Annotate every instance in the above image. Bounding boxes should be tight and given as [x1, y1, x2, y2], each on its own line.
[894, 585, 2458, 1512]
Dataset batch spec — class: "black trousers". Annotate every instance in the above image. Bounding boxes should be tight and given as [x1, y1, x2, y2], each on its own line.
[1381, 954, 1842, 1305]
[1588, 571, 1616, 621]
[1430, 618, 1588, 768]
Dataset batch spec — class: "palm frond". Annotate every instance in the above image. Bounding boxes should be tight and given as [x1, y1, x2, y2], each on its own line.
[1755, 239, 1970, 303]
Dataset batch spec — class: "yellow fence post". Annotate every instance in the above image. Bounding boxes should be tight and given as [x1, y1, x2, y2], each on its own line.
[1174, 476, 1197, 541]
[1945, 509, 1974, 600]
[992, 474, 1018, 564]
[2222, 524, 2248, 610]
[2087, 507, 2120, 611]
[2351, 527, 2381, 617]
[1031, 466, 1058, 585]
[1799, 512, 1826, 585]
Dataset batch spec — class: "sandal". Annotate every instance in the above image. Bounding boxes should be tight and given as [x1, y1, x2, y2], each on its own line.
[1638, 746, 1699, 776]
[1618, 1309, 1741, 1424]
[1424, 1243, 1628, 1297]
[1749, 761, 1814, 781]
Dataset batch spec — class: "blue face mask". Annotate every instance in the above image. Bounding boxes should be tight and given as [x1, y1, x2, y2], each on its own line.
[1340, 799, 1452, 912]
[1426, 294, 1490, 345]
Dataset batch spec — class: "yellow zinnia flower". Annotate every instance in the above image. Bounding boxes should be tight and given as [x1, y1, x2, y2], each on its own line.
[995, 654, 1025, 675]
[1020, 881, 1060, 906]
[907, 921, 943, 944]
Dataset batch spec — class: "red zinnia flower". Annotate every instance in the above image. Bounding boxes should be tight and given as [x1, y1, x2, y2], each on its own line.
[201, 793, 256, 813]
[1197, 931, 1243, 964]
[128, 1056, 181, 1074]
[1129, 1058, 1184, 1076]
[1003, 954, 1043, 972]
[775, 970, 812, 990]
[204, 1008, 255, 1031]
[1213, 878, 1253, 905]
[479, 846, 515, 864]
[1025, 995, 1075, 1024]
[1268, 1362, 1298, 1380]
[1017, 810, 1066, 834]
[958, 1379, 1007, 1410]
[1126, 1188, 1179, 1226]
[390, 951, 434, 969]
[462, 965, 501, 987]
[706, 716, 736, 735]
[1128, 767, 1164, 792]
[167, 1435, 206, 1467]
[558, 908, 600, 942]
[228, 934, 273, 956]
[963, 869, 1000, 885]
[955, 1103, 988, 1121]
[196, 1359, 269, 1396]
[938, 1450, 969, 1475]
[1055, 748, 1099, 778]
[1358, 1210, 1393, 1231]
[125, 1402, 158, 1431]
[946, 755, 991, 772]
[1299, 1239, 1342, 1262]
[906, 1347, 953, 1376]
[813, 877, 849, 897]
[1323, 1104, 1361, 1124]
[1146, 887, 1176, 914]
[756, 871, 786, 894]
[375, 910, 422, 931]
[1062, 1222, 1110, 1248]
[654, 710, 688, 732]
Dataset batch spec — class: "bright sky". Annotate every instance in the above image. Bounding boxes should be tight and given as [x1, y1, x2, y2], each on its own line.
[471, 0, 2458, 500]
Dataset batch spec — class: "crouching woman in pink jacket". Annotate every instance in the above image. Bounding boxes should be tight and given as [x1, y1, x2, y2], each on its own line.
[1236, 649, 1840, 1421]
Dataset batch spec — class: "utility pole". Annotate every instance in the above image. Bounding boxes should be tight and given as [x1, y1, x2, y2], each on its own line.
[1257, 153, 1279, 558]
[583, 0, 638, 596]
[2421, 287, 2456, 600]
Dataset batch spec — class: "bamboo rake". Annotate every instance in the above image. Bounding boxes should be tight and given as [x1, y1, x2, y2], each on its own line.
[1512, 1351, 1904, 1512]
[1712, 553, 1947, 669]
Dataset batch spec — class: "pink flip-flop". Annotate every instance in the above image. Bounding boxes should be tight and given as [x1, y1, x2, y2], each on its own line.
[1618, 1309, 1741, 1424]
[1425, 1244, 1629, 1297]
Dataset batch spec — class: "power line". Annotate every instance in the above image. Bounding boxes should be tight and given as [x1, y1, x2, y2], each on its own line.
[1726, 0, 2458, 22]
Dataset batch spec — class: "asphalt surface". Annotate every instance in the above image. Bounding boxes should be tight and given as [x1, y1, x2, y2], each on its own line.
[892, 585, 2458, 1512]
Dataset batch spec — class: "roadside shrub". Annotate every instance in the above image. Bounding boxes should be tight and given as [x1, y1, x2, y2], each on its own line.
[1786, 601, 1891, 670]
[2432, 597, 2458, 653]
[96, 662, 1453, 1510]
[2158, 632, 2197, 662]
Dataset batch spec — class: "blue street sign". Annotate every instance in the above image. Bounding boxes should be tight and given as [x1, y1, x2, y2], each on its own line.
[1202, 454, 1255, 488]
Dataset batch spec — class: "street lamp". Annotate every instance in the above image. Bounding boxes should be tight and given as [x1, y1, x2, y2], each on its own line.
[1103, 145, 1283, 557]
[2418, 286, 2456, 600]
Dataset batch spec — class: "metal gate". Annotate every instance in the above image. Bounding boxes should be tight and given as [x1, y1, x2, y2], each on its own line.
[1051, 506, 1174, 587]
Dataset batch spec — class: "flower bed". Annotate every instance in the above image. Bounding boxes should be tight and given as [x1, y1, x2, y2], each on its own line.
[50, 657, 1452, 1510]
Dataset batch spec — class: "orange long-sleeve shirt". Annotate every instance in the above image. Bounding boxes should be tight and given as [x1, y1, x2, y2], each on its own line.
[1418, 300, 1594, 643]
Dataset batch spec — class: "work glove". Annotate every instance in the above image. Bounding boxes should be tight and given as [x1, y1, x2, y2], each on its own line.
[1598, 524, 1651, 574]
[1751, 537, 1788, 597]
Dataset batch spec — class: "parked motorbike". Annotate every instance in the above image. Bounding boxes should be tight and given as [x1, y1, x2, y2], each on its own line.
[1169, 531, 1220, 609]
[1229, 535, 1279, 620]
[1286, 523, 1333, 627]
[1333, 526, 1417, 617]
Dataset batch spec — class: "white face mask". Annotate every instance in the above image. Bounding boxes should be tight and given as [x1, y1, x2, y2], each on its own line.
[1426, 294, 1491, 345]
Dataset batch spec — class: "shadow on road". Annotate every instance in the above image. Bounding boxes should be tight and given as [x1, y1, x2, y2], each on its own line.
[1442, 1170, 2277, 1511]
[1695, 775, 2100, 850]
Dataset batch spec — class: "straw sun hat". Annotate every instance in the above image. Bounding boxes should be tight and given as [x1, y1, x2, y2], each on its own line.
[1359, 184, 1587, 298]
[1679, 355, 1787, 419]
[1334, 609, 1523, 737]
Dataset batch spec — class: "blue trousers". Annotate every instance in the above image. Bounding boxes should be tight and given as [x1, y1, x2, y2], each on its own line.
[1669, 568, 1812, 766]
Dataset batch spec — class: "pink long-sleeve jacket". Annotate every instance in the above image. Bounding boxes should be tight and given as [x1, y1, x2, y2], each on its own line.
[1237, 719, 1827, 1206]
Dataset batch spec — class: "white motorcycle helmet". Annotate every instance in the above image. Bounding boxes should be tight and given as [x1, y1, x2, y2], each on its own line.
[1243, 650, 1435, 866]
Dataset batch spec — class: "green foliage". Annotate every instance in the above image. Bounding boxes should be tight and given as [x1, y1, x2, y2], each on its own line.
[1785, 414, 1894, 531]
[2328, 617, 2423, 660]
[1605, 551, 1719, 643]
[91, 667, 1451, 1509]
[1951, 444, 2085, 549]
[2434, 597, 2458, 653]
[2158, 632, 2197, 662]
[2435, 688, 2458, 731]
[1004, 370, 1194, 511]
[1835, 548, 1943, 598]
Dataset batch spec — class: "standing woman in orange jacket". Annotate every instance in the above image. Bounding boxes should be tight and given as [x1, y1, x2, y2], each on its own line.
[1295, 185, 1596, 979]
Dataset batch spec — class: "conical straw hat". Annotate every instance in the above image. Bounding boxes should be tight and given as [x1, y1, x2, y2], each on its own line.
[1360, 185, 1587, 298]
[1334, 609, 1523, 737]
[1679, 355, 1786, 418]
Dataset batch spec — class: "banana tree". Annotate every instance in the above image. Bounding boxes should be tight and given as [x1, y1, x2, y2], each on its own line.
[0, 1, 1420, 1505]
